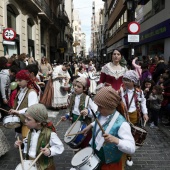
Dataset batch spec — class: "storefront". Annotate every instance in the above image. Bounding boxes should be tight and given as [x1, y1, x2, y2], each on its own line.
[3, 34, 20, 56]
[136, 19, 170, 60]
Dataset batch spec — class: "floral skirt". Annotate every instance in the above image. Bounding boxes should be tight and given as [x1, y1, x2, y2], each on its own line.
[0, 129, 10, 157]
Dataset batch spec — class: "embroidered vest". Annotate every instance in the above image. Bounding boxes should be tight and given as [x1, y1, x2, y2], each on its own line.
[92, 112, 126, 164]
[14, 89, 35, 123]
[26, 127, 54, 170]
[68, 93, 91, 124]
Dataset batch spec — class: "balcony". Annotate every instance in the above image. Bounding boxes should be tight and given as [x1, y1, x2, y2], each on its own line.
[33, 0, 52, 21]
[59, 11, 70, 26]
[51, 12, 61, 30]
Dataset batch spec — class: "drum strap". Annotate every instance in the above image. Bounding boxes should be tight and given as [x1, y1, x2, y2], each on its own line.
[92, 111, 119, 151]
[127, 92, 135, 112]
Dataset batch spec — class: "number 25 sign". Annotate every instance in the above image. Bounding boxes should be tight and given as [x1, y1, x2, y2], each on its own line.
[3, 28, 16, 41]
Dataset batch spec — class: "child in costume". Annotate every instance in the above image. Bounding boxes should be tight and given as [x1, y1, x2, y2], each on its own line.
[9, 70, 39, 138]
[14, 103, 64, 170]
[82, 86, 135, 170]
[61, 77, 98, 149]
[119, 70, 149, 166]
[61, 76, 98, 124]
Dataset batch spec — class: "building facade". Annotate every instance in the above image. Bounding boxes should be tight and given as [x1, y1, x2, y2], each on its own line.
[0, 0, 73, 63]
[101, 0, 170, 63]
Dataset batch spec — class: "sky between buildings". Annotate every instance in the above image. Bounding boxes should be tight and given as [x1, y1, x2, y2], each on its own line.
[73, 0, 104, 53]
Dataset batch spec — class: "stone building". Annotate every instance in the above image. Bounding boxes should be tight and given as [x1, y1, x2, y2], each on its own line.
[0, 0, 73, 63]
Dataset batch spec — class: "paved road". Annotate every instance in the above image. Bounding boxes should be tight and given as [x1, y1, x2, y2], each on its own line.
[0, 109, 170, 170]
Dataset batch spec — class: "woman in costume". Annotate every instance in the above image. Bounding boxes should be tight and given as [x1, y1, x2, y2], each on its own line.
[52, 62, 70, 109]
[88, 66, 98, 95]
[98, 49, 127, 91]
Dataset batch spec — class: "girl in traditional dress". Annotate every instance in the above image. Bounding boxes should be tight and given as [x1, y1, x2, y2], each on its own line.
[82, 86, 135, 170]
[9, 70, 39, 138]
[52, 62, 71, 109]
[98, 49, 127, 91]
[14, 104, 64, 170]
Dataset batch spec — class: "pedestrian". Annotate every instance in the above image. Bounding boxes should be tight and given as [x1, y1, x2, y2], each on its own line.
[81, 86, 135, 170]
[97, 49, 127, 91]
[51, 62, 70, 109]
[14, 103, 64, 170]
[0, 58, 20, 122]
[9, 70, 39, 139]
[119, 70, 149, 166]
[148, 85, 163, 129]
[88, 66, 98, 95]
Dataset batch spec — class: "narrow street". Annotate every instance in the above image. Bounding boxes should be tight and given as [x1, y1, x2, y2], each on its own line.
[0, 109, 170, 170]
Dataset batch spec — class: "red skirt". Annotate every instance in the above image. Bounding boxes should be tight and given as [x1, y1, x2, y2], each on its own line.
[101, 160, 123, 170]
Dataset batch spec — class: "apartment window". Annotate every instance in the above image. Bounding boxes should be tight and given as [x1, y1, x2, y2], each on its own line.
[124, 10, 127, 22]
[75, 26, 77, 31]
[27, 18, 34, 39]
[152, 0, 165, 14]
[7, 5, 18, 30]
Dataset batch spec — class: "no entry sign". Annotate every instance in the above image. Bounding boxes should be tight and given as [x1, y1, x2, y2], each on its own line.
[128, 22, 140, 34]
[3, 28, 16, 41]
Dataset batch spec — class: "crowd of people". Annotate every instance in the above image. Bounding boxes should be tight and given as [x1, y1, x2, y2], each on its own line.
[0, 50, 169, 170]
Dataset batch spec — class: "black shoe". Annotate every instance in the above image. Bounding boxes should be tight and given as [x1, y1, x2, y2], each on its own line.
[163, 122, 170, 127]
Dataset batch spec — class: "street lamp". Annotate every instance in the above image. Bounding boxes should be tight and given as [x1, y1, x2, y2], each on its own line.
[126, 0, 138, 59]
[126, 0, 133, 10]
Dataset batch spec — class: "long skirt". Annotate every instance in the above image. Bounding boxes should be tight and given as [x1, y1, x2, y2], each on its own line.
[52, 80, 68, 108]
[0, 128, 10, 157]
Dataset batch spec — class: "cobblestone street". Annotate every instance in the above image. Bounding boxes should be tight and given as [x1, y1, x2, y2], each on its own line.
[0, 109, 170, 170]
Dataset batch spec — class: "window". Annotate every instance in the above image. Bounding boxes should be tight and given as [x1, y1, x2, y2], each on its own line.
[27, 18, 34, 39]
[7, 5, 18, 30]
[124, 10, 127, 22]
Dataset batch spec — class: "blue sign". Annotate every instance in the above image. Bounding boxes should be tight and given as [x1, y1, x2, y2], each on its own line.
[138, 19, 170, 45]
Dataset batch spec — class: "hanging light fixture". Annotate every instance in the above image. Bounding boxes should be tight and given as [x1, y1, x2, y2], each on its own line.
[126, 0, 133, 10]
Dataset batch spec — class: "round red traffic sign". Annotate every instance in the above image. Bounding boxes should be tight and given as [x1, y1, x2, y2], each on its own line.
[128, 22, 140, 34]
[3, 28, 16, 41]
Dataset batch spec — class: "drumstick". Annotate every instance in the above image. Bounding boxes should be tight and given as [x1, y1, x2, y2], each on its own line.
[28, 143, 50, 170]
[66, 114, 82, 136]
[144, 120, 147, 127]
[91, 109, 105, 134]
[56, 119, 62, 127]
[17, 137, 25, 170]
[66, 132, 83, 136]
[0, 108, 9, 113]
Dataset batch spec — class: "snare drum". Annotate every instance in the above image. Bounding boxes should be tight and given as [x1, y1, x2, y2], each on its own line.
[3, 115, 20, 129]
[131, 125, 147, 146]
[64, 121, 91, 149]
[61, 85, 70, 92]
[15, 160, 37, 170]
[71, 147, 100, 170]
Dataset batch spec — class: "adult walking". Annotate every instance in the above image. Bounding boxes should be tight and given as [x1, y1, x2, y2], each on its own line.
[39, 57, 53, 85]
[98, 49, 127, 91]
[52, 62, 70, 109]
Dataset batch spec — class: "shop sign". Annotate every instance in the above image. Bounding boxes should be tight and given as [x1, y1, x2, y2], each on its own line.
[128, 35, 139, 42]
[3, 28, 16, 41]
[139, 19, 170, 45]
